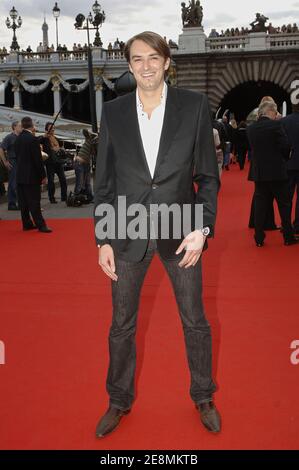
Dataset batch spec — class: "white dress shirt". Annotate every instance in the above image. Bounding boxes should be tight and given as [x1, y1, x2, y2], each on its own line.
[136, 81, 167, 178]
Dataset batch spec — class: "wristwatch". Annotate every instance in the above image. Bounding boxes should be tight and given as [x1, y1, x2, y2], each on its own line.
[201, 226, 210, 237]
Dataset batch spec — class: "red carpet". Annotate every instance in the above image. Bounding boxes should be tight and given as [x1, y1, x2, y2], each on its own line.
[0, 162, 299, 449]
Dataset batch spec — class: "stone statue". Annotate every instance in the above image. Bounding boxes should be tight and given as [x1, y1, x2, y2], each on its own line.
[250, 13, 269, 33]
[181, 0, 203, 28]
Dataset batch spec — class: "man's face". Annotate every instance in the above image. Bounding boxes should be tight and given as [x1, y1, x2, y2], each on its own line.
[128, 40, 170, 92]
[14, 123, 22, 135]
[267, 109, 278, 120]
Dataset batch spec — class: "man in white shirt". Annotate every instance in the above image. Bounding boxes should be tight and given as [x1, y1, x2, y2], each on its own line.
[94, 31, 220, 437]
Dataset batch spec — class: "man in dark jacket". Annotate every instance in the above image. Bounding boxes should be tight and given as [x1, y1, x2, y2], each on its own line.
[247, 100, 297, 246]
[94, 31, 220, 437]
[282, 103, 299, 235]
[15, 116, 52, 232]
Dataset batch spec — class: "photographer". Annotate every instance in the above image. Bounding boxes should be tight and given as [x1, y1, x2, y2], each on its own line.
[39, 122, 67, 204]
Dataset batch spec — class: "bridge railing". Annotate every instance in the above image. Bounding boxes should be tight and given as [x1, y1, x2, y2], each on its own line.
[14, 49, 124, 64]
[268, 33, 299, 48]
[205, 32, 299, 53]
[2, 34, 299, 64]
[206, 36, 249, 51]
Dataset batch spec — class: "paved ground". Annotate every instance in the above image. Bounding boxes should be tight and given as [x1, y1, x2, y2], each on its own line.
[0, 171, 94, 221]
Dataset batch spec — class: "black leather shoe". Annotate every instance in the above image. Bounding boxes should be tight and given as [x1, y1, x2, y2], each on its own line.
[95, 406, 130, 438]
[284, 237, 299, 246]
[38, 226, 52, 233]
[50, 199, 58, 204]
[8, 205, 19, 211]
[23, 224, 37, 231]
[254, 237, 264, 247]
[196, 402, 221, 433]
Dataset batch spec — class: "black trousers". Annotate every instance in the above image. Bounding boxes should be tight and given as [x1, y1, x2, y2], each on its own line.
[237, 149, 247, 170]
[249, 192, 277, 230]
[288, 169, 299, 232]
[17, 184, 45, 229]
[106, 240, 216, 411]
[254, 180, 294, 243]
[45, 161, 67, 202]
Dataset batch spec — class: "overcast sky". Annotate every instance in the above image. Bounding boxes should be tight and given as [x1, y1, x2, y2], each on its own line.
[1, 0, 299, 50]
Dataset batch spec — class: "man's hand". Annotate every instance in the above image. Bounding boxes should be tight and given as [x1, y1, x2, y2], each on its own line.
[41, 178, 47, 185]
[98, 244, 118, 281]
[176, 230, 206, 268]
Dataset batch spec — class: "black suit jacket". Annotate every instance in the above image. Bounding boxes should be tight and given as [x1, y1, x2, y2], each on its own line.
[281, 112, 299, 170]
[15, 130, 46, 184]
[94, 86, 220, 261]
[247, 116, 290, 182]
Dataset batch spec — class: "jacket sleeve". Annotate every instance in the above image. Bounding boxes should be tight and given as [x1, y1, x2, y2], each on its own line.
[93, 105, 116, 247]
[193, 94, 220, 237]
[277, 122, 291, 161]
[32, 136, 46, 180]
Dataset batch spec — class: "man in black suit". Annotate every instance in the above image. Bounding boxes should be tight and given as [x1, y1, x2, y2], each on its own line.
[15, 116, 52, 233]
[94, 31, 221, 437]
[247, 101, 297, 246]
[282, 103, 299, 235]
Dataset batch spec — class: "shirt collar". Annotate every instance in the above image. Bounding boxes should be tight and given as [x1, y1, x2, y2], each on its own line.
[136, 81, 168, 112]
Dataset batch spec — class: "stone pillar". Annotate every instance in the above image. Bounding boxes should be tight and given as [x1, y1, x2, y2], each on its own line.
[178, 27, 207, 54]
[51, 79, 61, 116]
[11, 78, 22, 110]
[95, 84, 103, 128]
[246, 32, 268, 51]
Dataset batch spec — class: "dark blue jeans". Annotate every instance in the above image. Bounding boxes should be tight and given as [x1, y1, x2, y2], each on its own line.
[8, 159, 18, 207]
[45, 161, 67, 202]
[74, 162, 93, 198]
[106, 240, 216, 410]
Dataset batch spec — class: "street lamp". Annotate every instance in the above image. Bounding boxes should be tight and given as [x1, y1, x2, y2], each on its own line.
[5, 6, 22, 51]
[52, 2, 60, 51]
[92, 1, 105, 47]
[74, 4, 105, 133]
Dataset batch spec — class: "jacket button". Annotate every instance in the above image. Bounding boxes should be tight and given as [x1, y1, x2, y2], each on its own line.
[152, 183, 158, 189]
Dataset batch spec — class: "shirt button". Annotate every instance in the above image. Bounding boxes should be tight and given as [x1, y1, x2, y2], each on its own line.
[152, 184, 158, 189]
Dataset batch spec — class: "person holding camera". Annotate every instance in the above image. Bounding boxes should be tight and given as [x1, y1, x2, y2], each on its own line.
[39, 122, 67, 204]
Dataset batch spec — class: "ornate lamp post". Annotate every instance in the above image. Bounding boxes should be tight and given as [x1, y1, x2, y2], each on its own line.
[5, 6, 22, 51]
[92, 0, 106, 47]
[52, 2, 60, 51]
[74, 3, 105, 132]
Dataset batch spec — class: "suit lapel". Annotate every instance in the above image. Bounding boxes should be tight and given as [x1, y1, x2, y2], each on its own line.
[121, 92, 152, 181]
[153, 86, 181, 179]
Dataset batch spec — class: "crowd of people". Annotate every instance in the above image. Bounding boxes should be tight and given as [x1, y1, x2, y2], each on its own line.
[212, 97, 299, 247]
[0, 117, 96, 231]
[209, 22, 299, 38]
[1, 36, 178, 58]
